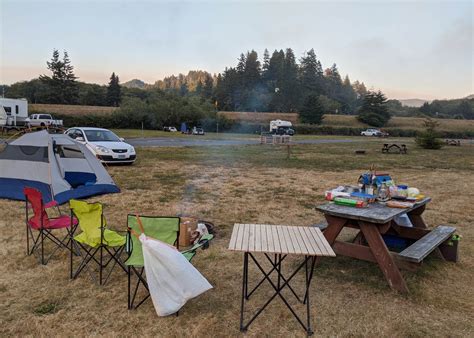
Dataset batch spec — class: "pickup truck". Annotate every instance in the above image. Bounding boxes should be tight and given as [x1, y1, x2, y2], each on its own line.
[28, 114, 63, 128]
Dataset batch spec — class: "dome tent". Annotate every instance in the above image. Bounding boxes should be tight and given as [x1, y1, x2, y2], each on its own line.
[0, 130, 120, 204]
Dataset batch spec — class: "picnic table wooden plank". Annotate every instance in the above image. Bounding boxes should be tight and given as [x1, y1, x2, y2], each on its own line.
[266, 224, 275, 253]
[288, 226, 305, 254]
[275, 226, 288, 254]
[311, 226, 335, 256]
[302, 226, 324, 255]
[281, 226, 295, 253]
[248, 224, 255, 252]
[398, 225, 456, 263]
[297, 226, 313, 255]
[260, 224, 268, 252]
[228, 223, 240, 250]
[272, 225, 281, 253]
[254, 223, 262, 252]
[241, 224, 250, 252]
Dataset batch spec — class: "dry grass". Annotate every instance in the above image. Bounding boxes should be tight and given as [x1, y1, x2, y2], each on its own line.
[1, 140, 474, 336]
[219, 111, 474, 133]
[30, 104, 116, 116]
[219, 111, 299, 123]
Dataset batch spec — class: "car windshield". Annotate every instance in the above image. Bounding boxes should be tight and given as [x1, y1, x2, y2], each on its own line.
[84, 130, 120, 142]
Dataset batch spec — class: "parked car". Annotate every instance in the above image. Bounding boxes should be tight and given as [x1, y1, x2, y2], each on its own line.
[361, 128, 389, 137]
[65, 127, 136, 164]
[28, 114, 63, 128]
[163, 126, 178, 132]
[192, 127, 205, 135]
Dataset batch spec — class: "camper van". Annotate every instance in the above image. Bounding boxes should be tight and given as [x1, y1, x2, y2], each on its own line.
[0, 98, 29, 128]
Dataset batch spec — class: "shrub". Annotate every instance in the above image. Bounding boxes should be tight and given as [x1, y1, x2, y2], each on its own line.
[415, 118, 444, 149]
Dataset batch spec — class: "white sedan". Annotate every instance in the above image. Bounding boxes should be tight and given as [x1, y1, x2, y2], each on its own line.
[65, 127, 136, 164]
[360, 128, 388, 137]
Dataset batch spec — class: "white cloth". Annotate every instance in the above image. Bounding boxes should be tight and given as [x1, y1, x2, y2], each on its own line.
[139, 234, 213, 316]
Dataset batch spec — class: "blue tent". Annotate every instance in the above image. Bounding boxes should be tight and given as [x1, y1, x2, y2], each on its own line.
[0, 131, 120, 204]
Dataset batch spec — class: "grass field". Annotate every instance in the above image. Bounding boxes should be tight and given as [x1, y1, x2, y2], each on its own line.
[30, 104, 117, 116]
[1, 136, 473, 336]
[219, 111, 474, 133]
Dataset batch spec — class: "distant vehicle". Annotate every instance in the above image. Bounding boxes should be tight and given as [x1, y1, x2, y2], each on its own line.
[0, 98, 30, 128]
[192, 127, 205, 135]
[361, 128, 388, 137]
[65, 127, 136, 164]
[28, 114, 63, 128]
[163, 126, 178, 132]
[270, 119, 295, 136]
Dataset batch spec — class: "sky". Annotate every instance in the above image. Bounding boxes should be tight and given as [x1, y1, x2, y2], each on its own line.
[0, 0, 473, 100]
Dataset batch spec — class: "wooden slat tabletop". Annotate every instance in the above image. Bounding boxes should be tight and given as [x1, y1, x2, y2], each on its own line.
[228, 224, 336, 257]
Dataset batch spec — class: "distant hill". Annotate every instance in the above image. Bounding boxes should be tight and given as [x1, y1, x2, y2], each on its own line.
[398, 98, 429, 107]
[122, 79, 146, 89]
[465, 94, 474, 99]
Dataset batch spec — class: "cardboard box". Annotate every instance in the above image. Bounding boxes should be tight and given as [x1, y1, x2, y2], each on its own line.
[179, 217, 198, 247]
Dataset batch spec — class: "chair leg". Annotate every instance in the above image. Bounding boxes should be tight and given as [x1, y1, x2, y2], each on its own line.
[100, 245, 103, 285]
[41, 229, 45, 265]
[26, 223, 30, 255]
[128, 265, 131, 309]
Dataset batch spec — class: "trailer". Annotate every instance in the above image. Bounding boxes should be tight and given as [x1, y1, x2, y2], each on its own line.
[0, 98, 30, 130]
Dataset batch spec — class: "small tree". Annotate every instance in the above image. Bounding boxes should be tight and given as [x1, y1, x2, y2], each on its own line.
[299, 94, 324, 124]
[106, 72, 121, 106]
[415, 118, 444, 149]
[357, 90, 390, 127]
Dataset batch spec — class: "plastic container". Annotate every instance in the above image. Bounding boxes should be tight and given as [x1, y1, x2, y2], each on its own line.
[397, 185, 408, 197]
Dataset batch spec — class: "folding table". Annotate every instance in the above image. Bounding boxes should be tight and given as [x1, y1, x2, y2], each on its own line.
[228, 223, 335, 335]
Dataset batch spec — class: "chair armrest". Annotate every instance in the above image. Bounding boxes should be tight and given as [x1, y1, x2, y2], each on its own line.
[44, 200, 59, 209]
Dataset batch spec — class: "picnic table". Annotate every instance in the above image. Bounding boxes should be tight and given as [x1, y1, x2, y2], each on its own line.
[316, 198, 457, 293]
[228, 223, 335, 335]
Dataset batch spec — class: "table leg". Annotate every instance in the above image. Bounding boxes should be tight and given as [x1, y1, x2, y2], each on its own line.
[240, 252, 248, 332]
[359, 222, 409, 293]
[407, 204, 428, 229]
[323, 215, 347, 244]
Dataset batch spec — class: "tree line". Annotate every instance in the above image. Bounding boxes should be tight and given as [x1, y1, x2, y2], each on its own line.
[1, 49, 473, 127]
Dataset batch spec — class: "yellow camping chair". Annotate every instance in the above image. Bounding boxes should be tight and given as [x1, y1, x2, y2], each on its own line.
[69, 199, 127, 285]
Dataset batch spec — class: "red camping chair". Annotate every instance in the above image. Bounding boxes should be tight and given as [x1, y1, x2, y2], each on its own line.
[24, 187, 78, 265]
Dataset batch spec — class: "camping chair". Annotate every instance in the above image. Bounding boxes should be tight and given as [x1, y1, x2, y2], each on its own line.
[69, 199, 127, 285]
[24, 187, 78, 265]
[126, 214, 214, 310]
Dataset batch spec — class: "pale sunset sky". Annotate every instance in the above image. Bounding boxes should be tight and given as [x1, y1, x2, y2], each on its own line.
[1, 0, 473, 100]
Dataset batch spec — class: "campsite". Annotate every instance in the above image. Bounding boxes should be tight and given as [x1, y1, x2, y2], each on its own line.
[1, 1, 474, 336]
[0, 133, 473, 336]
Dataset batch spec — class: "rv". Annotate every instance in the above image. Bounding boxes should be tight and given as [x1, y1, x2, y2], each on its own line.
[0, 98, 30, 128]
[269, 119, 295, 136]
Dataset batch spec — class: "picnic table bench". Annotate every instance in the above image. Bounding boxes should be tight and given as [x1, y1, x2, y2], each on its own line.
[316, 198, 458, 293]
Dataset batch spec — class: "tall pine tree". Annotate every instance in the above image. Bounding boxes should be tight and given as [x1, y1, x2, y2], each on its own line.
[106, 72, 121, 106]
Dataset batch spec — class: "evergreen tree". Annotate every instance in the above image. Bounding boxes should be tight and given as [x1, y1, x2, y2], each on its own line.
[62, 51, 78, 104]
[357, 90, 391, 127]
[106, 72, 122, 106]
[415, 118, 444, 149]
[299, 49, 324, 95]
[39, 49, 78, 104]
[455, 100, 473, 119]
[202, 75, 213, 101]
[300, 94, 325, 124]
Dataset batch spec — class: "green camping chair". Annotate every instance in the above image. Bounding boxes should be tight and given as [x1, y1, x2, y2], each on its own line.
[126, 214, 214, 310]
[69, 199, 127, 285]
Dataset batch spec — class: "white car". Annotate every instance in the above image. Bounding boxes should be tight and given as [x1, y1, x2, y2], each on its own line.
[65, 127, 136, 164]
[360, 128, 388, 137]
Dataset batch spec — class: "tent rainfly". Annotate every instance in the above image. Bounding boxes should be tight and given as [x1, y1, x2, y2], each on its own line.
[0, 131, 120, 204]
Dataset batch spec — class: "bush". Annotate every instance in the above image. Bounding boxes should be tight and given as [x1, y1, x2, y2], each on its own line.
[415, 118, 444, 149]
